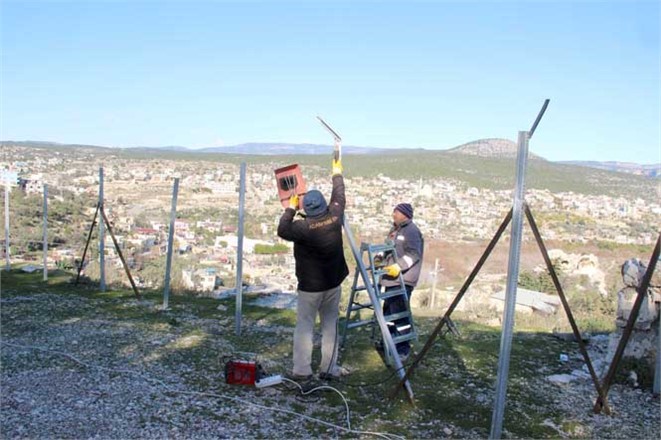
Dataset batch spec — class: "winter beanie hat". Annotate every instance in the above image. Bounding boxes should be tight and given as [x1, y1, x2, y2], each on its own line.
[303, 190, 328, 218]
[394, 203, 414, 219]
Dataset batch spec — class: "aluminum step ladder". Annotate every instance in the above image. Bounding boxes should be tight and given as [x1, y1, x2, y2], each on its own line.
[341, 218, 416, 403]
[341, 241, 418, 364]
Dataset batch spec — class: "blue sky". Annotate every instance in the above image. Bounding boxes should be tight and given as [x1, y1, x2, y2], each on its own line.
[1, 0, 659, 163]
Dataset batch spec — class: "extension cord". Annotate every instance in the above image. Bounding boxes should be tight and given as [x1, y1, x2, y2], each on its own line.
[255, 374, 283, 388]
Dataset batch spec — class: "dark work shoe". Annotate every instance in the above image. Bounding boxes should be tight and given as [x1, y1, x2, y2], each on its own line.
[284, 373, 318, 392]
[285, 372, 313, 382]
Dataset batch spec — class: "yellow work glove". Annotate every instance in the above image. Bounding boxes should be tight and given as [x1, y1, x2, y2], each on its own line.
[332, 159, 343, 176]
[288, 194, 299, 210]
[384, 263, 401, 277]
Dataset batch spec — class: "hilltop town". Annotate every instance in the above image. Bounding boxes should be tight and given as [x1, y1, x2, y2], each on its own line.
[2, 143, 659, 296]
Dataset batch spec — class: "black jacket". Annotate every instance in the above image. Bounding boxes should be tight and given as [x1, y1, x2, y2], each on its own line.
[381, 219, 424, 288]
[277, 175, 349, 292]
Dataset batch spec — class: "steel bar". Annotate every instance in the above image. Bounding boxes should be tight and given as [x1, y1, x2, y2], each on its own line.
[390, 208, 513, 397]
[75, 203, 100, 285]
[99, 167, 105, 292]
[655, 286, 660, 395]
[99, 206, 141, 299]
[162, 178, 179, 310]
[43, 184, 48, 281]
[430, 258, 439, 309]
[317, 116, 342, 161]
[525, 203, 610, 414]
[529, 99, 550, 138]
[4, 179, 9, 271]
[235, 163, 246, 336]
[316, 116, 342, 142]
[490, 131, 529, 439]
[594, 233, 661, 413]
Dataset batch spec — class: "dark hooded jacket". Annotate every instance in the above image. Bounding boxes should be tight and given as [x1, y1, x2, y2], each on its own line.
[277, 175, 349, 292]
[381, 218, 424, 288]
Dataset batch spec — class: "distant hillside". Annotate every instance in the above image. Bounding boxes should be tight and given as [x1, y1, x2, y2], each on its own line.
[446, 138, 544, 160]
[3, 139, 658, 204]
[196, 142, 404, 155]
[558, 160, 660, 178]
[3, 140, 112, 151]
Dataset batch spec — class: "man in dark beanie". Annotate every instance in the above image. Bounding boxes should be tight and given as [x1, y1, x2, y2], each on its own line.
[381, 202, 424, 361]
[277, 158, 349, 381]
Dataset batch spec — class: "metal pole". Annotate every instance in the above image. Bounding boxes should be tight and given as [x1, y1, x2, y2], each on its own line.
[654, 296, 660, 395]
[594, 234, 660, 412]
[525, 203, 610, 414]
[316, 116, 342, 162]
[430, 258, 439, 309]
[75, 203, 99, 286]
[4, 178, 9, 271]
[528, 99, 550, 138]
[235, 163, 246, 336]
[490, 131, 529, 439]
[162, 178, 179, 310]
[99, 206, 141, 299]
[99, 167, 105, 292]
[43, 184, 48, 281]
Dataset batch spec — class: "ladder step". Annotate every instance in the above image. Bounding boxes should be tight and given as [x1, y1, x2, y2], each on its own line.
[349, 302, 373, 311]
[361, 243, 395, 253]
[378, 288, 408, 301]
[392, 332, 417, 345]
[346, 319, 374, 330]
[384, 311, 412, 323]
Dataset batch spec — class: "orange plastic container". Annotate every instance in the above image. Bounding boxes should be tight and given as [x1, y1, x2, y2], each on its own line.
[274, 164, 306, 209]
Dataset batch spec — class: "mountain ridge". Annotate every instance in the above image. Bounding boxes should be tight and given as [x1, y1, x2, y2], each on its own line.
[2, 139, 658, 177]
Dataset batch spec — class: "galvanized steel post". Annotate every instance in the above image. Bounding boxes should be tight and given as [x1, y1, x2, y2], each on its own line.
[490, 131, 529, 439]
[4, 178, 9, 271]
[430, 258, 439, 309]
[655, 292, 660, 395]
[162, 178, 179, 310]
[43, 184, 48, 281]
[235, 163, 247, 335]
[99, 167, 105, 292]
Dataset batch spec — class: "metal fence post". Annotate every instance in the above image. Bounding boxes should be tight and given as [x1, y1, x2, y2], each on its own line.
[99, 167, 105, 291]
[430, 258, 439, 309]
[4, 178, 9, 271]
[235, 163, 246, 335]
[655, 299, 660, 395]
[162, 178, 179, 310]
[490, 131, 529, 439]
[43, 184, 48, 281]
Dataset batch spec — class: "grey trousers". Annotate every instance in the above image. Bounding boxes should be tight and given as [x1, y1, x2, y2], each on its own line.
[292, 285, 341, 377]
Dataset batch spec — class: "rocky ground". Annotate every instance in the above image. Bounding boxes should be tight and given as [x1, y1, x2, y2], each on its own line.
[1, 283, 659, 439]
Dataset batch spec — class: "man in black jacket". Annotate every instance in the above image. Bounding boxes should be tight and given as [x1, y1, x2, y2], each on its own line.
[381, 203, 424, 361]
[277, 159, 349, 380]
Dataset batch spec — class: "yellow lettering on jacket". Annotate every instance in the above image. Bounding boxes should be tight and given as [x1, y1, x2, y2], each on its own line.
[309, 216, 337, 230]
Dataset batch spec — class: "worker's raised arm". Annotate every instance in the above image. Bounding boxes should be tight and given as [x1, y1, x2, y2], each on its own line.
[329, 158, 345, 213]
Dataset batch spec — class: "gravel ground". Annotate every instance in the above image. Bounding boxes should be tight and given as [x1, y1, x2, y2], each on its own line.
[1, 290, 659, 439]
